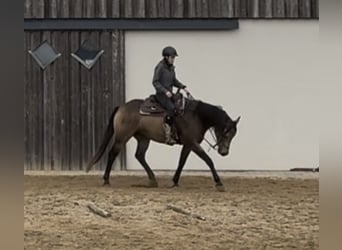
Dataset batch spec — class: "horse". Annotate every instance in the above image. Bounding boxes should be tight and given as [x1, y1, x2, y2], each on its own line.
[86, 96, 240, 191]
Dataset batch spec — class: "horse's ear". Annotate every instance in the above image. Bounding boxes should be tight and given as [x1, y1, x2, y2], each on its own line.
[235, 116, 241, 124]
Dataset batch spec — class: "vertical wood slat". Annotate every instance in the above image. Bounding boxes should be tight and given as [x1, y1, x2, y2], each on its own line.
[187, 0, 196, 17]
[70, 0, 82, 18]
[249, 0, 259, 18]
[93, 31, 101, 171]
[147, 0, 158, 18]
[273, 0, 285, 17]
[24, 0, 32, 18]
[61, 0, 70, 18]
[221, 0, 234, 18]
[29, 32, 43, 170]
[80, 32, 88, 170]
[30, 32, 37, 170]
[32, 0, 45, 18]
[41, 31, 53, 170]
[163, 0, 171, 17]
[119, 30, 126, 169]
[56, 31, 71, 170]
[49, 0, 58, 18]
[134, 0, 145, 17]
[70, 32, 82, 170]
[239, 0, 248, 18]
[37, 33, 45, 171]
[124, 0, 133, 17]
[92, 31, 99, 171]
[200, 0, 209, 17]
[311, 0, 318, 18]
[285, 0, 299, 18]
[111, 31, 119, 169]
[41, 31, 48, 171]
[24, 33, 28, 169]
[84, 0, 95, 17]
[98, 31, 110, 169]
[157, 0, 165, 18]
[195, 0, 202, 17]
[89, 31, 97, 170]
[172, 0, 184, 18]
[258, 0, 265, 17]
[98, 0, 107, 17]
[24, 32, 32, 169]
[51, 31, 61, 170]
[112, 0, 121, 17]
[81, 32, 93, 170]
[233, 0, 240, 17]
[264, 0, 273, 17]
[66, 31, 73, 170]
[208, 0, 221, 17]
[54, 30, 63, 170]
[299, 0, 311, 18]
[104, 31, 113, 169]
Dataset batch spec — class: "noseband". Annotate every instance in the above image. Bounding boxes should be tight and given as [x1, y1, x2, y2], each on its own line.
[204, 128, 223, 152]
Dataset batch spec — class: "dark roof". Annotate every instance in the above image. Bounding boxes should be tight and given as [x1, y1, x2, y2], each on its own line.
[24, 0, 318, 19]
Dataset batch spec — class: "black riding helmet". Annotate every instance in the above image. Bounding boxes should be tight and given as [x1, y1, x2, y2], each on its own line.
[162, 46, 178, 57]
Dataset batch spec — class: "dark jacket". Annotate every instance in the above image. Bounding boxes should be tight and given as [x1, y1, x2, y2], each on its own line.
[152, 59, 186, 95]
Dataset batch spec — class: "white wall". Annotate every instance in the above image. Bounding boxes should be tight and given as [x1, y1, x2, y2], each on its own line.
[125, 20, 319, 170]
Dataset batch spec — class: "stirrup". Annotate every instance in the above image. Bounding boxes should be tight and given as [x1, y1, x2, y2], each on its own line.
[163, 123, 177, 145]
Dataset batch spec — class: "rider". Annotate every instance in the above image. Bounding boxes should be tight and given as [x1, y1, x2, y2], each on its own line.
[152, 46, 189, 144]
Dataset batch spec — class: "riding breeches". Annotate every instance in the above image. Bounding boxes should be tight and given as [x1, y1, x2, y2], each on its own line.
[155, 93, 176, 120]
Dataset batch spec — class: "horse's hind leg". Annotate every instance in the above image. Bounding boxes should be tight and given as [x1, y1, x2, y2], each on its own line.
[103, 143, 122, 185]
[134, 135, 158, 187]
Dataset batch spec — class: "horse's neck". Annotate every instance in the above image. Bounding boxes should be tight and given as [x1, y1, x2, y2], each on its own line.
[194, 101, 227, 130]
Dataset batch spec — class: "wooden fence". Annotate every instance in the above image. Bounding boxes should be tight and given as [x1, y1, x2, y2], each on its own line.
[24, 30, 125, 171]
[24, 0, 318, 19]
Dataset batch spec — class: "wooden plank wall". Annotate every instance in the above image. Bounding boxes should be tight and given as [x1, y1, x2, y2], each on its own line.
[24, 30, 125, 171]
[24, 0, 319, 19]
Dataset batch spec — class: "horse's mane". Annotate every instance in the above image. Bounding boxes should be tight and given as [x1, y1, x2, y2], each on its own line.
[194, 101, 232, 130]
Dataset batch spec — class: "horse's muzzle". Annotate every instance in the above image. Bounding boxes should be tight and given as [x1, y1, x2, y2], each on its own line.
[219, 149, 229, 156]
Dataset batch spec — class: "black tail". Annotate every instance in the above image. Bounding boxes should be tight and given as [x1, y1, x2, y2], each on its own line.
[86, 107, 119, 172]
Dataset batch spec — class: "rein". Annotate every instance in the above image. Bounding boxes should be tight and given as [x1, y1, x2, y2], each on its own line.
[185, 91, 220, 152]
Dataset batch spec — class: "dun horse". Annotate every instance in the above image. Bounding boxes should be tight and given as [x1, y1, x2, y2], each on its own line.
[86, 96, 240, 191]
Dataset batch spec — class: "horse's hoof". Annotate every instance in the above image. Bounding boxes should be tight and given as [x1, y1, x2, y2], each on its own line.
[148, 180, 159, 188]
[215, 184, 226, 192]
[169, 183, 179, 189]
[103, 181, 110, 186]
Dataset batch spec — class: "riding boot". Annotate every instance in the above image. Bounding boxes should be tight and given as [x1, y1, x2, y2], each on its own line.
[163, 123, 177, 145]
[163, 115, 177, 145]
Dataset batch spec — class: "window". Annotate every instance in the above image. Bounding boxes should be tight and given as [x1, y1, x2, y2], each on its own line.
[71, 40, 104, 70]
[28, 41, 61, 69]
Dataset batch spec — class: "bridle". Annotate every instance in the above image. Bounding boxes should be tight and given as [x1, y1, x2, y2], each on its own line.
[185, 91, 222, 152]
[204, 129, 219, 152]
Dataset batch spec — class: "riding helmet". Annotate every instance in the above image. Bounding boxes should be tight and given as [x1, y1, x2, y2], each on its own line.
[162, 46, 178, 57]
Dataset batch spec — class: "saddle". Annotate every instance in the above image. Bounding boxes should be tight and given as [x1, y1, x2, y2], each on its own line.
[139, 93, 185, 116]
[139, 93, 197, 145]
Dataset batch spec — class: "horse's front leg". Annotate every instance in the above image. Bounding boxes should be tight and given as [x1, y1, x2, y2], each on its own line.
[172, 145, 191, 187]
[191, 143, 225, 192]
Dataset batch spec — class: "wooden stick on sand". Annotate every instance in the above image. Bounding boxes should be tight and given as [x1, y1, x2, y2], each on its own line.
[166, 204, 206, 221]
[75, 201, 111, 218]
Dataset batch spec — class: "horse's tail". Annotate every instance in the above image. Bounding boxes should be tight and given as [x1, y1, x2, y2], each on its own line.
[85, 106, 119, 173]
